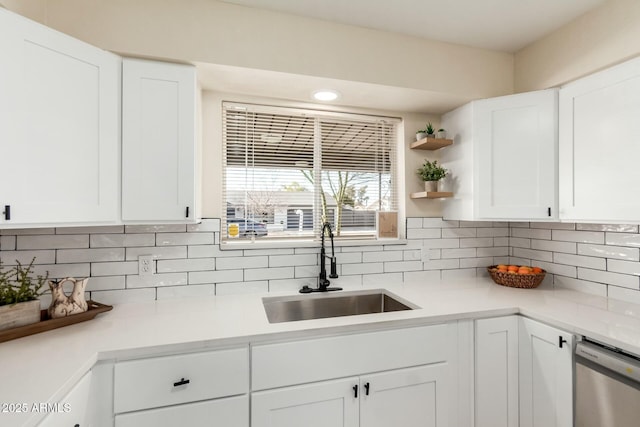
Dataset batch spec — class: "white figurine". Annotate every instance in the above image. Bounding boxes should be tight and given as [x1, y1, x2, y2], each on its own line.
[47, 277, 89, 319]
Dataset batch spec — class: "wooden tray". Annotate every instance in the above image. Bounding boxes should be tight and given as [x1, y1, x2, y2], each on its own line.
[0, 300, 112, 344]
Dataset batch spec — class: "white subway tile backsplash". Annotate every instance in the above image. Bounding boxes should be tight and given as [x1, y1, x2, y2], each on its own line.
[156, 258, 215, 273]
[422, 218, 459, 228]
[577, 243, 639, 261]
[341, 262, 384, 275]
[0, 236, 16, 250]
[554, 276, 607, 297]
[605, 232, 640, 248]
[552, 230, 604, 244]
[127, 273, 188, 289]
[407, 228, 441, 239]
[269, 254, 317, 267]
[57, 248, 125, 264]
[511, 228, 551, 240]
[460, 238, 494, 248]
[578, 268, 639, 290]
[189, 269, 243, 284]
[531, 239, 577, 254]
[90, 288, 156, 305]
[608, 259, 640, 276]
[17, 234, 89, 250]
[554, 253, 606, 270]
[57, 225, 124, 234]
[245, 267, 294, 281]
[216, 255, 268, 270]
[87, 276, 126, 291]
[0, 250, 56, 265]
[126, 246, 187, 261]
[384, 260, 422, 272]
[512, 248, 553, 263]
[608, 286, 640, 304]
[91, 261, 138, 277]
[91, 233, 155, 248]
[125, 224, 186, 233]
[157, 232, 214, 246]
[442, 228, 476, 238]
[4, 218, 640, 305]
[362, 251, 403, 263]
[578, 223, 638, 233]
[187, 219, 220, 232]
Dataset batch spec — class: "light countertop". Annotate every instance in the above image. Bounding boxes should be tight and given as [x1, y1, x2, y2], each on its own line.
[2, 278, 640, 426]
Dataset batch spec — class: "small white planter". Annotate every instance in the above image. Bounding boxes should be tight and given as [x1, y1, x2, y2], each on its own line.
[436, 131, 447, 139]
[416, 132, 427, 141]
[424, 181, 439, 192]
[0, 300, 40, 331]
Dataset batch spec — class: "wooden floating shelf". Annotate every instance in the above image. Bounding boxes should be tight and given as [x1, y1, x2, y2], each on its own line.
[410, 137, 453, 150]
[410, 191, 453, 199]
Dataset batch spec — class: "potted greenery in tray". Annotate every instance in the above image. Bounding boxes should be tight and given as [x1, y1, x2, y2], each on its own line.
[0, 258, 48, 331]
[417, 159, 448, 192]
[425, 122, 435, 138]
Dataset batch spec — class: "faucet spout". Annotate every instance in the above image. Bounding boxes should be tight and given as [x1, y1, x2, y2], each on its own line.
[300, 221, 342, 293]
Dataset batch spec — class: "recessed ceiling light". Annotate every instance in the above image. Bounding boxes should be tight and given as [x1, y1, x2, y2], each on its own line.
[312, 90, 340, 102]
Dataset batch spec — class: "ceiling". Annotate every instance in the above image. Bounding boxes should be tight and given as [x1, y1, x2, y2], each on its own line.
[220, 0, 605, 52]
[201, 0, 606, 114]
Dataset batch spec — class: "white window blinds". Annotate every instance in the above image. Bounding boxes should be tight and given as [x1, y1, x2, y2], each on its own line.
[222, 102, 398, 242]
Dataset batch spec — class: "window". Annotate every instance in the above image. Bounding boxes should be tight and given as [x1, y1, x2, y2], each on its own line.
[222, 102, 399, 242]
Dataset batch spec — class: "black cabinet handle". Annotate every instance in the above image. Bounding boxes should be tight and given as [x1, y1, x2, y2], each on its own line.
[548, 207, 551, 217]
[559, 336, 568, 348]
[74, 424, 79, 427]
[353, 384, 358, 398]
[364, 382, 370, 396]
[185, 206, 190, 218]
[3, 205, 10, 220]
[173, 377, 190, 387]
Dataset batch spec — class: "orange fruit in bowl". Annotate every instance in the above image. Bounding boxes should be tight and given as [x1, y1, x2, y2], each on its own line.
[518, 266, 532, 275]
[507, 265, 519, 272]
[532, 266, 543, 274]
[496, 264, 508, 272]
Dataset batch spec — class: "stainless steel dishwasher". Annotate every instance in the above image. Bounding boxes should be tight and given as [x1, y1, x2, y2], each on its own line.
[575, 339, 640, 427]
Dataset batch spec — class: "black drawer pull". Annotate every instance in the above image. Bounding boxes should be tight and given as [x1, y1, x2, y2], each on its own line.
[353, 384, 358, 398]
[3, 205, 10, 221]
[173, 378, 190, 387]
[364, 382, 370, 396]
[559, 336, 568, 348]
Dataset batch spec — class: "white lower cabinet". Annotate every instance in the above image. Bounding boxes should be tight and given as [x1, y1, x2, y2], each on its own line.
[115, 395, 248, 427]
[519, 317, 574, 427]
[37, 372, 93, 427]
[475, 316, 519, 427]
[252, 364, 449, 427]
[475, 316, 574, 427]
[252, 377, 359, 427]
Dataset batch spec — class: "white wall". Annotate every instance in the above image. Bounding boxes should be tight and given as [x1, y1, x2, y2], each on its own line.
[515, 0, 640, 91]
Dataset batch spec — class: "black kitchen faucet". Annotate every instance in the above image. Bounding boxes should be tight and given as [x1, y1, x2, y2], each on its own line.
[299, 221, 342, 293]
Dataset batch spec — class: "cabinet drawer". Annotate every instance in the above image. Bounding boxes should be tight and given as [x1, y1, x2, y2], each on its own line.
[115, 395, 248, 427]
[114, 347, 249, 414]
[252, 324, 452, 390]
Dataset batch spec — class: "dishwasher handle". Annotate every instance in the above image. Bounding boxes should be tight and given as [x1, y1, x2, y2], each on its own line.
[576, 341, 640, 384]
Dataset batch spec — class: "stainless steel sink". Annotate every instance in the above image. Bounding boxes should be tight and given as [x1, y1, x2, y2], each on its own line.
[262, 289, 418, 323]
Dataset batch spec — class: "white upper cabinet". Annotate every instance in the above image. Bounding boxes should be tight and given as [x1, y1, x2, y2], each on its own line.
[122, 58, 198, 223]
[559, 56, 640, 222]
[441, 89, 558, 221]
[0, 9, 120, 227]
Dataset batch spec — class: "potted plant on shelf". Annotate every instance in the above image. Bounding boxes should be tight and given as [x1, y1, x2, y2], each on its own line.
[0, 258, 47, 331]
[425, 122, 435, 138]
[437, 128, 447, 139]
[417, 159, 448, 192]
[416, 129, 427, 141]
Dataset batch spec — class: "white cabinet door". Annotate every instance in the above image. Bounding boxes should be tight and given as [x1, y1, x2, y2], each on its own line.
[519, 317, 573, 427]
[361, 364, 449, 427]
[122, 58, 197, 223]
[475, 89, 557, 220]
[38, 372, 92, 427]
[252, 377, 359, 427]
[475, 316, 519, 427]
[441, 89, 557, 221]
[0, 9, 120, 227]
[559, 56, 640, 222]
[115, 395, 248, 427]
